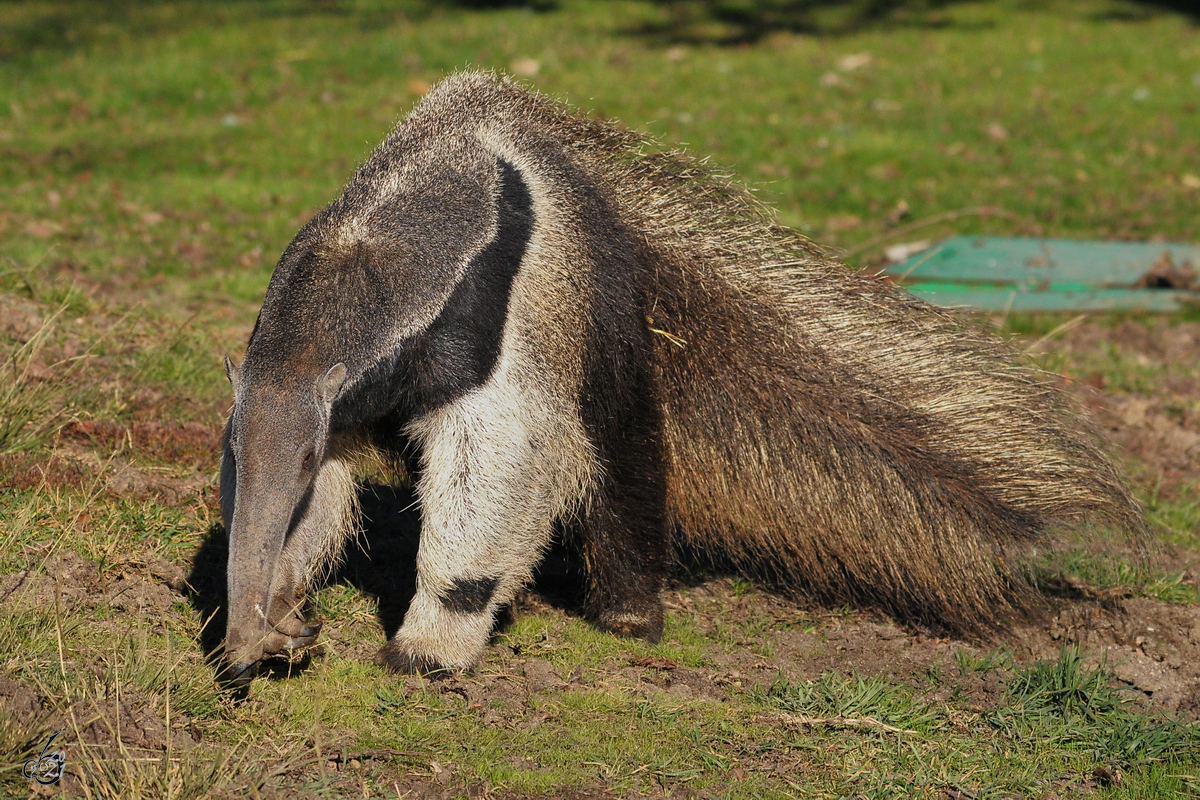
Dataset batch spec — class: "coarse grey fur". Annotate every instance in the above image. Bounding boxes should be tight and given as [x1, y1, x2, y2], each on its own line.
[218, 72, 1142, 684]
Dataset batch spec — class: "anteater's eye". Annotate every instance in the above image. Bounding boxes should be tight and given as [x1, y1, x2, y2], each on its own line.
[301, 449, 315, 472]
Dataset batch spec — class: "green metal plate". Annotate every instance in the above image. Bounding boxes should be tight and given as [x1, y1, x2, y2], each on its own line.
[883, 236, 1200, 311]
[905, 284, 1194, 312]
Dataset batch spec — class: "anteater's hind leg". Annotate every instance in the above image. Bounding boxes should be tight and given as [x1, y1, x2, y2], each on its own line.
[566, 410, 668, 643]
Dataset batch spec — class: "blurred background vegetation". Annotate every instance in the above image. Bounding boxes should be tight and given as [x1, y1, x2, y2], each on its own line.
[2, 0, 1198, 322]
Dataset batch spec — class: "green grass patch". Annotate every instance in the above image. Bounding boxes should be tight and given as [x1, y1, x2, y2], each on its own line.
[750, 647, 1200, 798]
[1145, 485, 1200, 552]
[1037, 547, 1200, 605]
[991, 645, 1200, 773]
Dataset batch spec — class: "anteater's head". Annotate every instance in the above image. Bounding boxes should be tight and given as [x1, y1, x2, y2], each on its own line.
[219, 357, 347, 685]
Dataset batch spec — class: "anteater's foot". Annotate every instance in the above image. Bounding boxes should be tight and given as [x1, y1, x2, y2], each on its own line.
[594, 601, 664, 643]
[375, 641, 455, 678]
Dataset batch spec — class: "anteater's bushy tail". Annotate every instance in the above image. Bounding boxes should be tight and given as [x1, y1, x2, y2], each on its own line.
[564, 103, 1139, 633]
[650, 252, 1141, 631]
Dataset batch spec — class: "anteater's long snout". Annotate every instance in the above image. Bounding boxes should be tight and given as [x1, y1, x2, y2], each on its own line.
[222, 477, 296, 682]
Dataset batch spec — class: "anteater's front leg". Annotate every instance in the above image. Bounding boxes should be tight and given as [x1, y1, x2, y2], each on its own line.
[377, 385, 591, 674]
[261, 448, 359, 653]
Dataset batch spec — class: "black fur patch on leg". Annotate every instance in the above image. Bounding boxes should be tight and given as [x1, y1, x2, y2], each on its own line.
[374, 641, 454, 678]
[439, 575, 500, 614]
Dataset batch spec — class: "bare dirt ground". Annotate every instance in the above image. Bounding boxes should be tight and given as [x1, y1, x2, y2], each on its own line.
[3, 318, 1200, 798]
[1056, 320, 1200, 493]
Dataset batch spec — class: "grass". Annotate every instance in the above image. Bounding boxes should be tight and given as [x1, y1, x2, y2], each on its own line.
[1037, 547, 1200, 605]
[2, 0, 1200, 797]
[3, 0, 1200, 303]
[0, 308, 65, 454]
[992, 646, 1200, 774]
[747, 646, 1200, 798]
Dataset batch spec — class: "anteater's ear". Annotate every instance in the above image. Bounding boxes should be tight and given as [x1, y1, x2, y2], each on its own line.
[318, 363, 348, 406]
[223, 355, 241, 389]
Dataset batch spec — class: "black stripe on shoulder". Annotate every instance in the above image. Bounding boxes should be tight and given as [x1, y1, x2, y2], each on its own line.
[410, 158, 533, 406]
[333, 158, 534, 428]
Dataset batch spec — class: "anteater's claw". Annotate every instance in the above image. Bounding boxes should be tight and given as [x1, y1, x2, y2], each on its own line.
[277, 620, 321, 650]
[223, 659, 260, 687]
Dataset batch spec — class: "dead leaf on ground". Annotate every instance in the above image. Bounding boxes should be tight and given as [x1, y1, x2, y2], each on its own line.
[825, 214, 861, 232]
[26, 219, 63, 239]
[1135, 252, 1195, 290]
[510, 58, 540, 77]
[838, 52, 872, 71]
